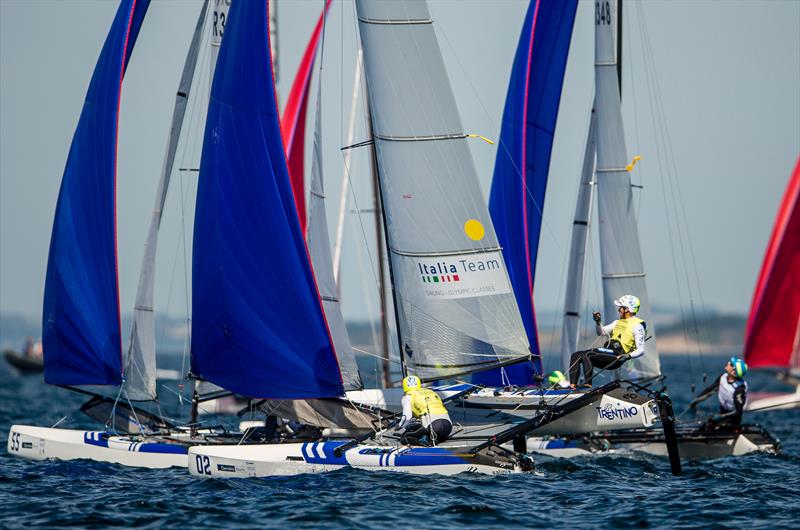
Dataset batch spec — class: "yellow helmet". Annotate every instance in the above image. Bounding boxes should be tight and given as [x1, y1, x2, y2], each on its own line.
[402, 375, 421, 393]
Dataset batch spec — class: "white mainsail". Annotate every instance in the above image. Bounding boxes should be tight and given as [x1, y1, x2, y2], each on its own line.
[126, 0, 210, 401]
[594, 0, 659, 378]
[355, 0, 530, 381]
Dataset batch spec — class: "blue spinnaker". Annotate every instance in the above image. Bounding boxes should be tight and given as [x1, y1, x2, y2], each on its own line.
[43, 0, 151, 387]
[475, 0, 578, 387]
[191, 0, 344, 399]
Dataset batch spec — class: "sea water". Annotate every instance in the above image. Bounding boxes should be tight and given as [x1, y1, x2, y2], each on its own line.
[1, 353, 798, 529]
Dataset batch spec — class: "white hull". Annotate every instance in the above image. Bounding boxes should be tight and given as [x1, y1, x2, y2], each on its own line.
[188, 441, 525, 477]
[745, 386, 800, 412]
[8, 425, 189, 469]
[348, 385, 658, 435]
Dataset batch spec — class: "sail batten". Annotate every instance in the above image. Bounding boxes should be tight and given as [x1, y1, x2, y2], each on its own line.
[190, 0, 343, 399]
[356, 0, 530, 382]
[43, 0, 151, 388]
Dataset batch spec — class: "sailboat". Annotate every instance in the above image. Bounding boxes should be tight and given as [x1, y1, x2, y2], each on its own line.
[523, 0, 779, 459]
[744, 158, 800, 412]
[7, 0, 330, 468]
[185, 0, 531, 476]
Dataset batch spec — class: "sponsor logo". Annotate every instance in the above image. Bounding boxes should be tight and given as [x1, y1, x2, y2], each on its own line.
[415, 253, 511, 299]
[217, 464, 237, 473]
[596, 402, 639, 421]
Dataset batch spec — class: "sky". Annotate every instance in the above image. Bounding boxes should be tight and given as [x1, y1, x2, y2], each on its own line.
[0, 0, 798, 327]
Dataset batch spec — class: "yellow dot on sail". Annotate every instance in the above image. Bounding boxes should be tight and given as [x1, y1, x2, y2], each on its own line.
[464, 219, 485, 241]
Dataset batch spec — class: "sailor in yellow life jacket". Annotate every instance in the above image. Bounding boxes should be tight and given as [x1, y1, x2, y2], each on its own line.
[396, 376, 453, 446]
[568, 294, 646, 387]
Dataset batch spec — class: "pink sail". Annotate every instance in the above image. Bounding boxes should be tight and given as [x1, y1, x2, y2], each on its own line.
[280, 0, 332, 235]
[744, 157, 800, 369]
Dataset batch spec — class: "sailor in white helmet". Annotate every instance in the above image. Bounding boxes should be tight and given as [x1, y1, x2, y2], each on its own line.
[568, 294, 646, 387]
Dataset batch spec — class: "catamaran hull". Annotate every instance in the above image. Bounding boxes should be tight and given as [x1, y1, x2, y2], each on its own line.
[188, 441, 526, 477]
[348, 385, 658, 435]
[7, 425, 188, 469]
[526, 424, 780, 459]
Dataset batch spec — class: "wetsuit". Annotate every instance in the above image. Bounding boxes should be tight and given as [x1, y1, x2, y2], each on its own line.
[694, 374, 748, 426]
[398, 388, 452, 446]
[568, 318, 646, 386]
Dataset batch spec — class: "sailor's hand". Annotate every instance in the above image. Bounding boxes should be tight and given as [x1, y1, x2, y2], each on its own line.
[592, 312, 602, 323]
[619, 353, 631, 361]
[688, 399, 698, 410]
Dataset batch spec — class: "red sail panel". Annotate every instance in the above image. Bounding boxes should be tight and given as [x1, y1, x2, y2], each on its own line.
[280, 0, 332, 235]
[744, 157, 800, 368]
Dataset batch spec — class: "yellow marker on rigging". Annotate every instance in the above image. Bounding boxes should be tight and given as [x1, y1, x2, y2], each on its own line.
[625, 155, 642, 172]
[467, 134, 494, 145]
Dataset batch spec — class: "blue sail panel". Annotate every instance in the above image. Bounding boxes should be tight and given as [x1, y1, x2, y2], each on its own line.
[43, 0, 151, 387]
[190, 0, 344, 399]
[476, 0, 578, 386]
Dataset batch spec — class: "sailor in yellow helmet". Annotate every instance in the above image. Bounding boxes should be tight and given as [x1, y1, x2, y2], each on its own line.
[567, 294, 646, 387]
[396, 375, 453, 446]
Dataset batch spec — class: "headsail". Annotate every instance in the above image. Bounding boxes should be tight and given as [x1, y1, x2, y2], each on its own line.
[594, 0, 659, 378]
[744, 158, 800, 370]
[355, 0, 530, 382]
[306, 26, 363, 391]
[126, 0, 209, 401]
[477, 0, 579, 386]
[190, 0, 344, 399]
[43, 0, 151, 387]
[281, 0, 332, 234]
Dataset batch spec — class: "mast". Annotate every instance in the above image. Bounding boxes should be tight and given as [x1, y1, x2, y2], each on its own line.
[363, 88, 405, 382]
[126, 0, 210, 402]
[594, 0, 660, 378]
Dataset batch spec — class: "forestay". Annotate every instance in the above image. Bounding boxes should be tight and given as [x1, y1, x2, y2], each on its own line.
[190, 0, 344, 399]
[355, 0, 530, 381]
[594, 0, 659, 378]
[126, 0, 209, 401]
[43, 0, 151, 388]
[477, 0, 579, 386]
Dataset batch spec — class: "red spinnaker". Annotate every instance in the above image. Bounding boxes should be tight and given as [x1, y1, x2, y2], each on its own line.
[280, 0, 332, 235]
[744, 157, 800, 369]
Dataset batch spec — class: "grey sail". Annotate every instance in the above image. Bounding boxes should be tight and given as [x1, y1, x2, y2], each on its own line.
[307, 68, 363, 391]
[561, 109, 597, 371]
[594, 0, 659, 378]
[125, 0, 210, 401]
[355, 0, 530, 381]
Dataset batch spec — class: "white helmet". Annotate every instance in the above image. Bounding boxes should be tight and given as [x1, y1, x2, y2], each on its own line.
[614, 294, 641, 314]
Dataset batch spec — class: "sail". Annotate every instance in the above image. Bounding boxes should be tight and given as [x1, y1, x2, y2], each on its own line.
[476, 0, 579, 387]
[560, 110, 597, 371]
[307, 50, 363, 391]
[190, 0, 344, 399]
[126, 0, 209, 402]
[594, 0, 659, 378]
[744, 158, 800, 369]
[355, 0, 530, 382]
[281, 0, 331, 234]
[43, 0, 151, 387]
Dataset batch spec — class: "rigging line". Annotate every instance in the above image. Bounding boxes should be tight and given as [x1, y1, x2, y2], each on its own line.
[637, 4, 708, 376]
[352, 346, 401, 364]
[434, 12, 575, 258]
[636, 4, 707, 381]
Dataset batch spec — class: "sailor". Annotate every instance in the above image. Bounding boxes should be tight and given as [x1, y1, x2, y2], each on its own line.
[547, 370, 570, 389]
[568, 294, 646, 387]
[396, 375, 452, 446]
[689, 357, 749, 426]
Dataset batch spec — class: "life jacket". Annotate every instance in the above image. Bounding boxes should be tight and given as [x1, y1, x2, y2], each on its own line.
[610, 317, 645, 354]
[407, 388, 449, 419]
[717, 374, 747, 412]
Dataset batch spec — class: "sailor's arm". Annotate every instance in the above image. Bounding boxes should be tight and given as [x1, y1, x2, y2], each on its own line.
[626, 324, 646, 359]
[733, 384, 747, 415]
[397, 394, 413, 429]
[689, 377, 721, 408]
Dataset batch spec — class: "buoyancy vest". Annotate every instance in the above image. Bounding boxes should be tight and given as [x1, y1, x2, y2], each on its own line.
[408, 388, 449, 419]
[717, 374, 748, 412]
[610, 317, 645, 354]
